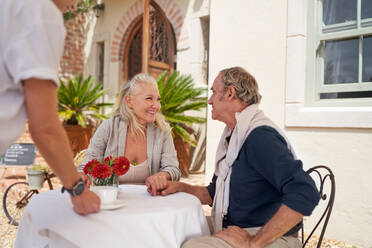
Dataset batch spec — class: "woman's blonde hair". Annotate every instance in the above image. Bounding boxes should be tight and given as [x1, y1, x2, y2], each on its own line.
[114, 73, 169, 137]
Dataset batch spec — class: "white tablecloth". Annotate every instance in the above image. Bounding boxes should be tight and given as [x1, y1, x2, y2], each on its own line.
[15, 185, 210, 248]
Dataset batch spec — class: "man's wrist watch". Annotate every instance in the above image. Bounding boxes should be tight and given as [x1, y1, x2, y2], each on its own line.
[61, 178, 85, 197]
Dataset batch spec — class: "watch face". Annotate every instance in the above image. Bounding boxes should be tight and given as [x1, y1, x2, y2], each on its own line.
[73, 181, 85, 196]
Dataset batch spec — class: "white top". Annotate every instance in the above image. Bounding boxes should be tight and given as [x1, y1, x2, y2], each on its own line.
[15, 185, 210, 248]
[119, 160, 150, 184]
[0, 0, 65, 154]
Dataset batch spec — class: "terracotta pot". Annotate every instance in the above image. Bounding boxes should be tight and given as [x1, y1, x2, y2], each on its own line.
[63, 124, 94, 157]
[173, 133, 190, 177]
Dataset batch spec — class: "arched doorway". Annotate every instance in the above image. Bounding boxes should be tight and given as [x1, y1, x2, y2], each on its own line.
[123, 0, 176, 81]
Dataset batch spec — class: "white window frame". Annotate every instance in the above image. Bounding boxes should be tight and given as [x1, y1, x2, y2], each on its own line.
[285, 0, 372, 128]
[90, 33, 111, 110]
[92, 33, 110, 89]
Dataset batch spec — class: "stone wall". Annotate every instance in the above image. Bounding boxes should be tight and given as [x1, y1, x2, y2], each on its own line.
[59, 14, 87, 80]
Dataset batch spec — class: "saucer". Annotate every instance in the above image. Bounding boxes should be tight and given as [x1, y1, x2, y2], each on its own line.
[101, 199, 125, 210]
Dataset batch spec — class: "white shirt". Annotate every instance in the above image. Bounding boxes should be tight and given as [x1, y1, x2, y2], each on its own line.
[0, 0, 65, 154]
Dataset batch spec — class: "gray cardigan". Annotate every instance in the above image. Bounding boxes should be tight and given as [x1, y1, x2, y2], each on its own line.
[79, 116, 181, 181]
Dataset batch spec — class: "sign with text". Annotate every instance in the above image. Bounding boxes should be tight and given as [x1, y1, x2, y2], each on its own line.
[0, 143, 36, 165]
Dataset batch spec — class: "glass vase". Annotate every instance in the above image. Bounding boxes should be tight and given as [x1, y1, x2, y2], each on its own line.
[91, 174, 118, 187]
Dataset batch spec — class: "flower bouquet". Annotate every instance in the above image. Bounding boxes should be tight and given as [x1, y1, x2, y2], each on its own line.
[83, 156, 130, 186]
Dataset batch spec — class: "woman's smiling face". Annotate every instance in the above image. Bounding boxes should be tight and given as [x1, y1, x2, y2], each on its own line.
[126, 82, 161, 125]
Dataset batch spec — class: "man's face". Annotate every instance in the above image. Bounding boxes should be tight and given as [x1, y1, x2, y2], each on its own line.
[208, 74, 228, 122]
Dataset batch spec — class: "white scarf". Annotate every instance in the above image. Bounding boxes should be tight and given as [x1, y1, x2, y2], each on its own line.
[211, 104, 296, 232]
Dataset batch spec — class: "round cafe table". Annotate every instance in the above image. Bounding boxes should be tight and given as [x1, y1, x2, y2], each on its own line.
[15, 185, 210, 248]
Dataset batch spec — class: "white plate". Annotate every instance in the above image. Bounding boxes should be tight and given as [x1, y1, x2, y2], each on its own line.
[101, 199, 125, 210]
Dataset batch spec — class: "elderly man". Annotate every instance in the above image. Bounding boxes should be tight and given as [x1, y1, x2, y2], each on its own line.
[160, 67, 320, 248]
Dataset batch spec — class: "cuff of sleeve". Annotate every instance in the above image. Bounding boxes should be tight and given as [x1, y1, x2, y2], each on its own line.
[161, 167, 181, 181]
[16, 68, 59, 87]
[283, 196, 319, 216]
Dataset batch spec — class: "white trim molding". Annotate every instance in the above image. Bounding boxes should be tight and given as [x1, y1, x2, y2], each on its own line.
[285, 0, 372, 128]
[92, 32, 110, 89]
[286, 104, 372, 128]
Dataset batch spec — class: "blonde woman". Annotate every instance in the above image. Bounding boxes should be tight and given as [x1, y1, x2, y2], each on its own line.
[79, 73, 180, 195]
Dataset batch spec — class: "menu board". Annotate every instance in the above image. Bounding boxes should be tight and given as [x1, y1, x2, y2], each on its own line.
[0, 143, 36, 165]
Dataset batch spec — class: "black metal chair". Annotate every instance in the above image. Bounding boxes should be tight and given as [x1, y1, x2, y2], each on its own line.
[302, 165, 336, 248]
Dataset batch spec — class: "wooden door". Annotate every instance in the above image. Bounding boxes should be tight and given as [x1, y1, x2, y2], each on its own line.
[124, 0, 175, 81]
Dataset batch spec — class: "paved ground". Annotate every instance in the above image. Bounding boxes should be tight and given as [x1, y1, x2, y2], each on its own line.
[0, 172, 355, 248]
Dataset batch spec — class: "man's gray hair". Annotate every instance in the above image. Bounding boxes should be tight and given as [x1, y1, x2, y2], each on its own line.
[219, 67, 262, 105]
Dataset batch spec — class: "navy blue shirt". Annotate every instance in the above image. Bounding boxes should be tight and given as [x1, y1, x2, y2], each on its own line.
[207, 126, 320, 230]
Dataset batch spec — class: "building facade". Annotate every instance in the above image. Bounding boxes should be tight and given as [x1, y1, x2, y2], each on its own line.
[78, 0, 372, 246]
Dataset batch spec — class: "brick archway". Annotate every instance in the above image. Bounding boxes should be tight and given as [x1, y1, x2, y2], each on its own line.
[110, 0, 187, 63]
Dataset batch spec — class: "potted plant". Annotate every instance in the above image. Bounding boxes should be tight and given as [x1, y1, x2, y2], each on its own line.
[157, 71, 207, 176]
[58, 74, 113, 156]
[27, 164, 49, 190]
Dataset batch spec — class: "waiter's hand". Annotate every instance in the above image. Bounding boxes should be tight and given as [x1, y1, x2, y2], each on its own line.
[70, 188, 101, 215]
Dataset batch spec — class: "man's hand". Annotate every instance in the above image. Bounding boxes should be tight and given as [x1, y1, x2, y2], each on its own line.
[213, 226, 253, 248]
[160, 181, 183, 196]
[70, 187, 101, 215]
[145, 172, 170, 196]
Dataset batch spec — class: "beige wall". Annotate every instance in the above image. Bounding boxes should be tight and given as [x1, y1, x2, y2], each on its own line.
[287, 128, 372, 247]
[206, 0, 288, 179]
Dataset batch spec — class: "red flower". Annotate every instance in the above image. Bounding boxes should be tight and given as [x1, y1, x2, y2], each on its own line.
[104, 156, 113, 163]
[83, 159, 98, 175]
[113, 156, 130, 176]
[91, 163, 112, 179]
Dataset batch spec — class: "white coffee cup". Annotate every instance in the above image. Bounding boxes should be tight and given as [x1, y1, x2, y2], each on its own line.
[90, 186, 118, 204]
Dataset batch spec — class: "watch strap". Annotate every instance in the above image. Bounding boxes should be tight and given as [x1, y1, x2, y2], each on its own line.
[61, 178, 85, 197]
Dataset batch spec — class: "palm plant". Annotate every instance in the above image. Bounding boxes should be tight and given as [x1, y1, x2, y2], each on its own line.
[58, 74, 113, 128]
[157, 71, 207, 146]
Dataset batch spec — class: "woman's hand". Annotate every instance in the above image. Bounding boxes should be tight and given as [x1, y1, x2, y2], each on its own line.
[146, 172, 170, 196]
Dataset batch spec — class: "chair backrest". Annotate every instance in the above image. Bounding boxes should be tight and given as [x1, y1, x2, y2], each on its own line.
[73, 149, 87, 167]
[302, 165, 336, 248]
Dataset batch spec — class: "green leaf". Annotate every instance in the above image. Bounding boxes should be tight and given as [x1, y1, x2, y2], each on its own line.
[157, 70, 168, 96]
[172, 100, 208, 113]
[171, 124, 197, 146]
[164, 113, 206, 125]
[161, 71, 179, 103]
[76, 113, 87, 128]
[64, 0, 93, 21]
[90, 113, 111, 120]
